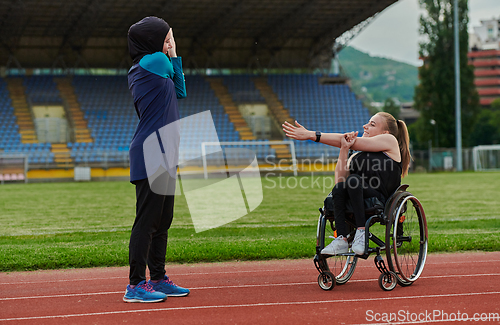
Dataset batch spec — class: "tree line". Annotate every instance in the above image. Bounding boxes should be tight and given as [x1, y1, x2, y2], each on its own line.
[382, 0, 499, 149]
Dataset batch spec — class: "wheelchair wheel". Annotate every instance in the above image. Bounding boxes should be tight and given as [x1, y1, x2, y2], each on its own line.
[318, 214, 358, 285]
[386, 193, 428, 285]
[318, 271, 335, 290]
[378, 271, 397, 291]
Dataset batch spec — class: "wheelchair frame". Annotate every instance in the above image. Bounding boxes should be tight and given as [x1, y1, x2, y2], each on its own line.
[314, 184, 428, 291]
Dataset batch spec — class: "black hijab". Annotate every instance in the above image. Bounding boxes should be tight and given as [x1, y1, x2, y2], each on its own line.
[128, 16, 171, 64]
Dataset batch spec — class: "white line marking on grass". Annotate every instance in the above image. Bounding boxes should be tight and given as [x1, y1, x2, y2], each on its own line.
[2, 273, 500, 301]
[0, 227, 131, 237]
[1, 291, 499, 322]
[0, 223, 315, 236]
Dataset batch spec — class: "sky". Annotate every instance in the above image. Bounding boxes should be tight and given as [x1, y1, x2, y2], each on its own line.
[349, 0, 500, 66]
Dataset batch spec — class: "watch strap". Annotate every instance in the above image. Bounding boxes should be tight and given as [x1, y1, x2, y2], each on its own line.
[315, 131, 321, 142]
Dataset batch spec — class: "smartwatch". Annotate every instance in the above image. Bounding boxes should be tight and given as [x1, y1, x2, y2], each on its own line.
[315, 131, 321, 142]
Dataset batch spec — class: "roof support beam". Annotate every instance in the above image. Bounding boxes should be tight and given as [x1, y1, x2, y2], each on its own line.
[255, 0, 318, 50]
[0, 0, 399, 69]
[308, 0, 396, 65]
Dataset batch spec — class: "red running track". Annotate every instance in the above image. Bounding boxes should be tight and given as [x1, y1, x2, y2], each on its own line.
[1, 252, 500, 324]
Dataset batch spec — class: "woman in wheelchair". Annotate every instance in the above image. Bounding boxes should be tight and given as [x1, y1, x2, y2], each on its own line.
[283, 112, 411, 256]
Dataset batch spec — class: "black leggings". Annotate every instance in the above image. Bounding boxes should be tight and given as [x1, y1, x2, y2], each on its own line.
[129, 176, 175, 285]
[332, 174, 384, 237]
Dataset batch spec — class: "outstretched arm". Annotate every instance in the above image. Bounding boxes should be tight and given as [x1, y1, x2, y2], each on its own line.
[283, 120, 398, 154]
[282, 121, 344, 147]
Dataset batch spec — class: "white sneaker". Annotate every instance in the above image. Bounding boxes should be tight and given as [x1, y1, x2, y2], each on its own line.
[351, 229, 366, 255]
[321, 235, 348, 255]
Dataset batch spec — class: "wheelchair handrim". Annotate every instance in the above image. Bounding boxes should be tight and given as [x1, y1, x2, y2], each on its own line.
[317, 214, 357, 284]
[392, 195, 428, 283]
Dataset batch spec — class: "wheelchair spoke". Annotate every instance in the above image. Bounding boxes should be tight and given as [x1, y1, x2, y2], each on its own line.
[317, 214, 358, 285]
[392, 195, 428, 283]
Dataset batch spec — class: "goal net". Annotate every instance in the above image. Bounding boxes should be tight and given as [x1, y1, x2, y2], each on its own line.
[472, 145, 500, 171]
[200, 140, 298, 179]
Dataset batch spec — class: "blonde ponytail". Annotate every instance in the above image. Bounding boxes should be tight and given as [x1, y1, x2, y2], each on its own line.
[396, 120, 411, 177]
[376, 112, 412, 177]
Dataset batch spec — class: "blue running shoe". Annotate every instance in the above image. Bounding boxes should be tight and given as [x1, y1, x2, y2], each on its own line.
[149, 276, 190, 297]
[123, 280, 167, 303]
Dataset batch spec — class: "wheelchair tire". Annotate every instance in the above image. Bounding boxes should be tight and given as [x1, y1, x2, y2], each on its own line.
[317, 214, 358, 285]
[378, 271, 397, 291]
[397, 279, 413, 287]
[385, 192, 428, 285]
[318, 271, 335, 291]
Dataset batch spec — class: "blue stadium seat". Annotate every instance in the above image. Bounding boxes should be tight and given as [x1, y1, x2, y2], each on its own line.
[267, 74, 370, 158]
[1, 74, 370, 162]
[23, 75, 62, 104]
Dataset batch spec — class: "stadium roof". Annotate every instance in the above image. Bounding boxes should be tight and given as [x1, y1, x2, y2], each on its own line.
[0, 0, 397, 70]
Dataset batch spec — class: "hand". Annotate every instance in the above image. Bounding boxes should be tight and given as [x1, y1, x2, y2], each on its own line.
[168, 29, 177, 58]
[282, 120, 313, 141]
[341, 131, 358, 149]
[345, 131, 358, 142]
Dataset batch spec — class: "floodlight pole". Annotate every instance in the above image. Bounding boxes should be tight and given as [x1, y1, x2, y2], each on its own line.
[454, 0, 463, 171]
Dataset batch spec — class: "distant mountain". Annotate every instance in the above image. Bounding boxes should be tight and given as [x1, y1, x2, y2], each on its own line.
[338, 46, 419, 103]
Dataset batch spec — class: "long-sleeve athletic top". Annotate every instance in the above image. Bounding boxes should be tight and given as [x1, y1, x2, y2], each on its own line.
[128, 52, 186, 182]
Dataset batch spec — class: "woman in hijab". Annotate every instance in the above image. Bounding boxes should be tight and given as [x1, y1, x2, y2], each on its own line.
[123, 16, 189, 303]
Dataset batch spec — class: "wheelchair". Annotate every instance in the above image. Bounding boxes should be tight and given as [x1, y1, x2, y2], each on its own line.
[313, 184, 428, 291]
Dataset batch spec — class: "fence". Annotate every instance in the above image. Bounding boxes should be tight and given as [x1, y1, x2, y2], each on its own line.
[0, 146, 484, 178]
[412, 148, 474, 172]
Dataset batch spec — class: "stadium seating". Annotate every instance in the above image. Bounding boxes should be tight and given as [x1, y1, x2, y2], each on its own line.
[267, 74, 371, 158]
[70, 75, 134, 164]
[71, 74, 245, 163]
[0, 77, 54, 165]
[23, 75, 62, 104]
[221, 75, 265, 103]
[0, 79, 20, 148]
[1, 73, 371, 167]
[22, 75, 63, 163]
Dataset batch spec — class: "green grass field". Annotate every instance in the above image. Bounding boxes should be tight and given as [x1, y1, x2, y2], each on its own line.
[0, 172, 499, 271]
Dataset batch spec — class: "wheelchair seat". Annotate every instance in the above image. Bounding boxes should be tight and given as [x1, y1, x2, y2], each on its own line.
[323, 191, 385, 218]
[346, 197, 385, 216]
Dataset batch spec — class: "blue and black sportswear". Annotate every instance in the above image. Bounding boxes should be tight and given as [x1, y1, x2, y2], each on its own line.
[128, 52, 186, 182]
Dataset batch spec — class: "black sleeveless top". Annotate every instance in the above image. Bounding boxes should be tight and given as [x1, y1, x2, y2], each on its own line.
[349, 151, 402, 200]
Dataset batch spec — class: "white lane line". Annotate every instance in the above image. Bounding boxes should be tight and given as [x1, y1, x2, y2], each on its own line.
[2, 273, 500, 301]
[2, 258, 500, 286]
[0, 282, 313, 301]
[1, 291, 500, 322]
[0, 276, 126, 286]
[0, 291, 124, 301]
[0, 267, 314, 285]
[354, 320, 497, 325]
[354, 314, 500, 325]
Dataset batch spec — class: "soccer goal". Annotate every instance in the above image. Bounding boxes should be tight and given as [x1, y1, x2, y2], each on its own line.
[472, 145, 500, 172]
[200, 140, 298, 179]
